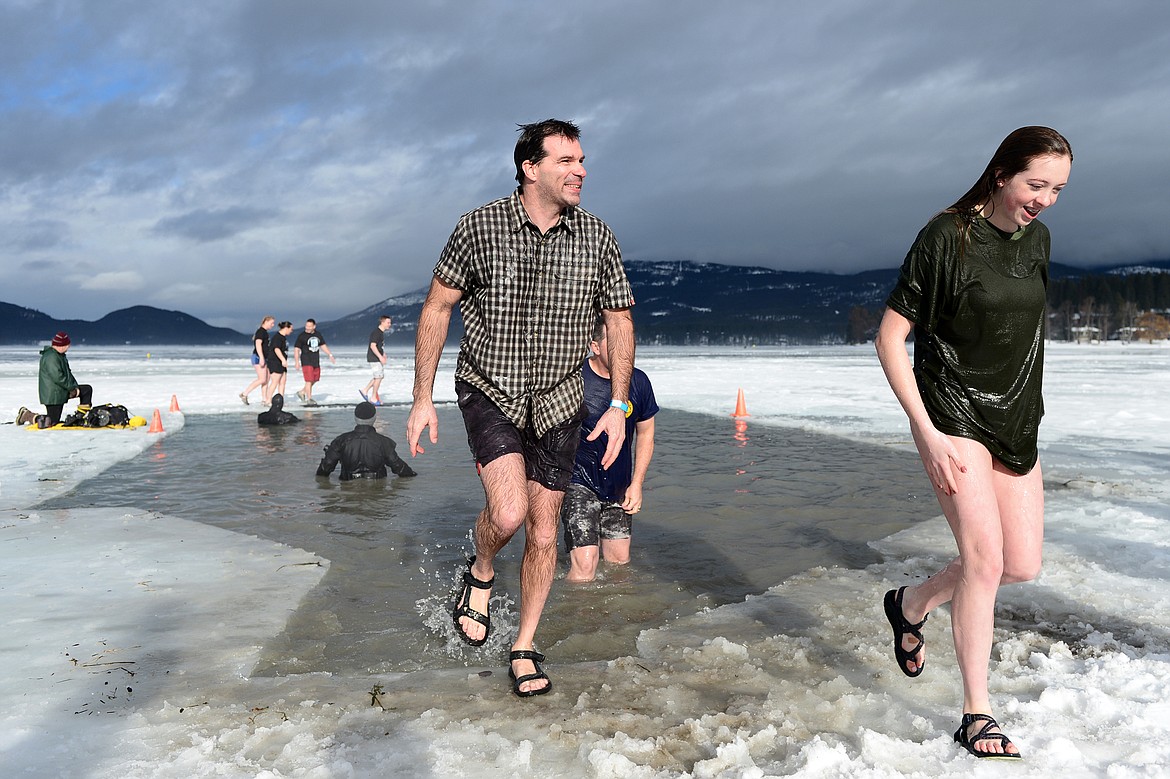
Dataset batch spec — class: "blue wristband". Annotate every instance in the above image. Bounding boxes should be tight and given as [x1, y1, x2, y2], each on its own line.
[610, 399, 632, 418]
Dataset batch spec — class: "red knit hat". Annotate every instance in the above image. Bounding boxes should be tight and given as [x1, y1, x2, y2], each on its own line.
[51, 331, 71, 347]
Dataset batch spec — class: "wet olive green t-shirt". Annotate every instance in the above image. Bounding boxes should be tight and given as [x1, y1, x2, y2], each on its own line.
[886, 212, 1050, 474]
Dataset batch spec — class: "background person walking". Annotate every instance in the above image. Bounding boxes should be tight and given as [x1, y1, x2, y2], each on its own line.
[240, 315, 275, 405]
[265, 321, 294, 400]
[293, 318, 335, 406]
[360, 315, 391, 405]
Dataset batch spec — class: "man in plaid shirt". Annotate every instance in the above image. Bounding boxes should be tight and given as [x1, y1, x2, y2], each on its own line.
[407, 119, 635, 697]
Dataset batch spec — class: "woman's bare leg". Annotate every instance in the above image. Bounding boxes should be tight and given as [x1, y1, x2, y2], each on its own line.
[898, 438, 1041, 755]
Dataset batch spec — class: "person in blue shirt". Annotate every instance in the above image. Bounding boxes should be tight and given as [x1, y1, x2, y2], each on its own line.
[561, 318, 658, 582]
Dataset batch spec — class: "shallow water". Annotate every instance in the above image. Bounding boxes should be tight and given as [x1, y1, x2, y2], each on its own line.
[41, 403, 936, 675]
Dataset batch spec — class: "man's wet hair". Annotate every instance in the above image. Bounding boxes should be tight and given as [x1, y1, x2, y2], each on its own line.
[514, 119, 581, 186]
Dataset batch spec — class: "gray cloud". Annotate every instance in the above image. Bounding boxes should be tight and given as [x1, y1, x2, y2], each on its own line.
[154, 206, 280, 243]
[1, 0, 1168, 330]
[6, 219, 69, 251]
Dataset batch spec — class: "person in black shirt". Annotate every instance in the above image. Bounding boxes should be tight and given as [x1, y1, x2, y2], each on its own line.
[875, 126, 1072, 760]
[316, 402, 416, 480]
[293, 318, 336, 406]
[265, 321, 294, 400]
[240, 315, 275, 405]
[360, 315, 391, 404]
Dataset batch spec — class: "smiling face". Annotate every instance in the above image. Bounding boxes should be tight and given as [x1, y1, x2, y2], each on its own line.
[985, 153, 1071, 232]
[523, 134, 586, 211]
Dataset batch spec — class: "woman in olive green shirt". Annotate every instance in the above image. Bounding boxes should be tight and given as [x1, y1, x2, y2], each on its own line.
[875, 127, 1072, 761]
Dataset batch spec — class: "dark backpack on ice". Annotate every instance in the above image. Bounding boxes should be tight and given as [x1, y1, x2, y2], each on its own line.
[62, 403, 132, 428]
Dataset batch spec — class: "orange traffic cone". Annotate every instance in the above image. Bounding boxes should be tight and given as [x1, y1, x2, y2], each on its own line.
[170, 394, 181, 412]
[148, 408, 164, 433]
[732, 388, 750, 418]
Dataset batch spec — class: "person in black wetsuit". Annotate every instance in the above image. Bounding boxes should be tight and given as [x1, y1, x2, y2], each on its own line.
[257, 393, 299, 425]
[875, 126, 1073, 761]
[316, 401, 416, 480]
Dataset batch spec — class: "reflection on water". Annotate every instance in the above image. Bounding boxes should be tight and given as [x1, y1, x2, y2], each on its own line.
[40, 405, 935, 675]
[733, 417, 750, 447]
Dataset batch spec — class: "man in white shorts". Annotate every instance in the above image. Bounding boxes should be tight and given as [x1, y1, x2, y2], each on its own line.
[360, 315, 391, 404]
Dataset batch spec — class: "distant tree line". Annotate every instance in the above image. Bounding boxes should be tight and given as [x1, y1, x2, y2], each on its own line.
[845, 271, 1170, 344]
[1046, 272, 1170, 342]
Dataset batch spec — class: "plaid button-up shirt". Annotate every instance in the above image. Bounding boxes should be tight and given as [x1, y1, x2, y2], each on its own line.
[435, 190, 634, 436]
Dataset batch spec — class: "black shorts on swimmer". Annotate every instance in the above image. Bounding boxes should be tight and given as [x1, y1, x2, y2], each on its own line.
[561, 483, 632, 551]
[456, 380, 582, 491]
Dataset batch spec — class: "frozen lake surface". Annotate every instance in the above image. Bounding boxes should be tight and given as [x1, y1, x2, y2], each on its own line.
[2, 342, 1168, 777]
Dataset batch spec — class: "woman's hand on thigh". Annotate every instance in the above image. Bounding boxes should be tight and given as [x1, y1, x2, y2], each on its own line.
[912, 424, 967, 495]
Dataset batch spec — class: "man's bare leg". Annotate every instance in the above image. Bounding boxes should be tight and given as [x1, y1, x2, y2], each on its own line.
[510, 481, 564, 693]
[566, 545, 600, 582]
[457, 454, 527, 643]
[600, 537, 631, 565]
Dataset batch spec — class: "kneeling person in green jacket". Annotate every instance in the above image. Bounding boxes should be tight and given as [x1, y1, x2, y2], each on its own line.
[18, 331, 94, 428]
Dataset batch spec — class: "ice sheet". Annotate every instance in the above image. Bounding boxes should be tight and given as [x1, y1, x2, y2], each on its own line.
[0, 341, 1167, 777]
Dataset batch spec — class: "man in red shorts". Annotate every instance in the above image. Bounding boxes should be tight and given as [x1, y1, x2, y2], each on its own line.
[293, 318, 336, 406]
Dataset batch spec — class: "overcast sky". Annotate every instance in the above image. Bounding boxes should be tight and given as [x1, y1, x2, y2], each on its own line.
[3, 1, 1168, 332]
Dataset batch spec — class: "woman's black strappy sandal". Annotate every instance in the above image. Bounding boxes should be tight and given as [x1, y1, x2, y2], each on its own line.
[954, 713, 1022, 760]
[883, 586, 927, 677]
